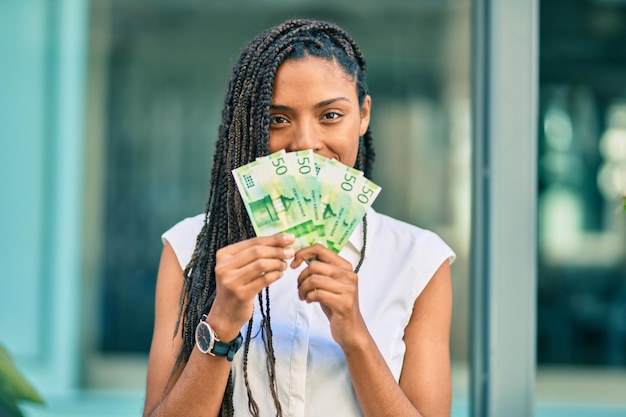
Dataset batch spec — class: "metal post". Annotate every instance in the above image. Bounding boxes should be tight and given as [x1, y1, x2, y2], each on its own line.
[471, 0, 538, 415]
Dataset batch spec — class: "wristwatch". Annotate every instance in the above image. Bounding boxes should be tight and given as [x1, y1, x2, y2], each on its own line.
[195, 314, 243, 362]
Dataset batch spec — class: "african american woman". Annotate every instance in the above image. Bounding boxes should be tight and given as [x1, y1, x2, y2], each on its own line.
[142, 18, 455, 417]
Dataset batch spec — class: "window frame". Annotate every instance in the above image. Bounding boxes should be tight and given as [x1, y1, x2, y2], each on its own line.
[470, 0, 538, 415]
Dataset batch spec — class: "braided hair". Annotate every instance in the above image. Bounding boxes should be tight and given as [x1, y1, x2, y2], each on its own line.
[171, 18, 376, 416]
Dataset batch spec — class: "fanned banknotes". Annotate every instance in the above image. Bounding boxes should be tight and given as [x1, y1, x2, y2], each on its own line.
[232, 151, 381, 252]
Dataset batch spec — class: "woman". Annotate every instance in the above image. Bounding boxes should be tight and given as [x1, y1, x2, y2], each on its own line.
[143, 18, 455, 417]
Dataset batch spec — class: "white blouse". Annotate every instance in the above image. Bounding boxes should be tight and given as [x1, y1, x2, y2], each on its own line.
[162, 208, 455, 417]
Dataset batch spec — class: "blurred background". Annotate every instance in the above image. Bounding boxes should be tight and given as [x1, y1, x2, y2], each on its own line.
[0, 0, 624, 416]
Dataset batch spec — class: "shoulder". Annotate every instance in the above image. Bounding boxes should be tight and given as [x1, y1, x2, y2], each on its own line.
[367, 209, 456, 264]
[364, 209, 455, 300]
[161, 213, 206, 270]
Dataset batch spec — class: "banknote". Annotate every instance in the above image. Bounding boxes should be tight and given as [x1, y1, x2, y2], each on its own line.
[326, 174, 381, 252]
[233, 151, 381, 253]
[232, 157, 282, 236]
[263, 150, 320, 248]
[232, 150, 319, 250]
[284, 149, 325, 239]
[317, 158, 378, 252]
[317, 158, 362, 246]
[313, 153, 327, 177]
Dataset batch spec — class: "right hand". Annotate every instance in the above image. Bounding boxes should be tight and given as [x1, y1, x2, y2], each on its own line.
[208, 233, 296, 337]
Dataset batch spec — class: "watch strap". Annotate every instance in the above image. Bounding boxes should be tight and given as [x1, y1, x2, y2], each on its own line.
[212, 332, 244, 362]
[200, 314, 243, 361]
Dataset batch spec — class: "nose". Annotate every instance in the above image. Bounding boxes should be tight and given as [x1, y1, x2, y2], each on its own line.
[289, 119, 322, 152]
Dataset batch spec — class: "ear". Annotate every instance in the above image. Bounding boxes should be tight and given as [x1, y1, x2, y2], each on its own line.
[359, 95, 372, 137]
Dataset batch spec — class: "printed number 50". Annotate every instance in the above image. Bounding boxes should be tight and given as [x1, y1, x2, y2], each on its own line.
[358, 186, 373, 204]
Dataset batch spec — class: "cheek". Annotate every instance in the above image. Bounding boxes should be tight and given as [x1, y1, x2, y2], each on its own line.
[338, 130, 361, 167]
[268, 138, 278, 153]
[267, 133, 284, 153]
[346, 145, 360, 168]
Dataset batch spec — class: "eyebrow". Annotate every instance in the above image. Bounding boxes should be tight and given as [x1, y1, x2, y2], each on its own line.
[270, 97, 351, 111]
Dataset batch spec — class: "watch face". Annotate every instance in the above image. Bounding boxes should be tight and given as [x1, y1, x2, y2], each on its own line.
[195, 321, 214, 354]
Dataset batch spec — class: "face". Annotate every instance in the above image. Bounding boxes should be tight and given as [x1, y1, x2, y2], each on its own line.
[268, 55, 371, 167]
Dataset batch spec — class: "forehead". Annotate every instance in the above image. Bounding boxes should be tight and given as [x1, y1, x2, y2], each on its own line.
[272, 56, 357, 102]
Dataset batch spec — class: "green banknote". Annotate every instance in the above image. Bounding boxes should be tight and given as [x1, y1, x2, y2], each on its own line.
[313, 153, 327, 177]
[327, 174, 381, 252]
[232, 158, 283, 236]
[232, 150, 319, 250]
[233, 151, 381, 253]
[263, 151, 320, 248]
[285, 149, 324, 239]
[317, 158, 365, 252]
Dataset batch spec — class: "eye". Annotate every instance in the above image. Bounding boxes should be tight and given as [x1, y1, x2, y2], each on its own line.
[321, 111, 343, 120]
[270, 115, 289, 125]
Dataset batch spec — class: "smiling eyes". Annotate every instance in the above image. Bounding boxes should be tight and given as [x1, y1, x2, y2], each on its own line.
[269, 111, 343, 126]
[322, 111, 342, 120]
[270, 115, 288, 125]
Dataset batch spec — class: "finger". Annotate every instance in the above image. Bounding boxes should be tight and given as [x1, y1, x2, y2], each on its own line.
[291, 244, 326, 268]
[220, 233, 296, 256]
[217, 239, 295, 272]
[296, 261, 338, 288]
[244, 269, 286, 294]
[291, 244, 351, 270]
[297, 273, 330, 301]
[298, 274, 352, 299]
[299, 277, 352, 304]
[219, 257, 288, 287]
[239, 258, 289, 285]
[296, 254, 359, 291]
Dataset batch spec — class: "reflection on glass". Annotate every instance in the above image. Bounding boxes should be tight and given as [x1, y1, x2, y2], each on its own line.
[537, 0, 626, 411]
[598, 102, 626, 202]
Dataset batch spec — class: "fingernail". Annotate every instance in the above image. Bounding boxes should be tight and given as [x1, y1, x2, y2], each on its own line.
[283, 233, 295, 242]
[283, 247, 295, 258]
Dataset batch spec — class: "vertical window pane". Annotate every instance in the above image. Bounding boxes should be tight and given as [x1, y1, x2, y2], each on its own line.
[537, 0, 626, 412]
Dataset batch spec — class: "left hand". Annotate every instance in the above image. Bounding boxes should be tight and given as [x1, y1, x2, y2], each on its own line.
[291, 244, 368, 349]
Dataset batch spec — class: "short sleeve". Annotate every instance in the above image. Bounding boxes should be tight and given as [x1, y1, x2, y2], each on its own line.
[411, 229, 456, 300]
[161, 214, 205, 270]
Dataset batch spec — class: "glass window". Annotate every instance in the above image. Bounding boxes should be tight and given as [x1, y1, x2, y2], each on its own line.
[537, 0, 626, 411]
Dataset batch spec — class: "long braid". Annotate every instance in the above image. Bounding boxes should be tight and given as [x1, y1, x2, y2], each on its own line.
[242, 315, 259, 416]
[258, 289, 282, 416]
[170, 19, 376, 416]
